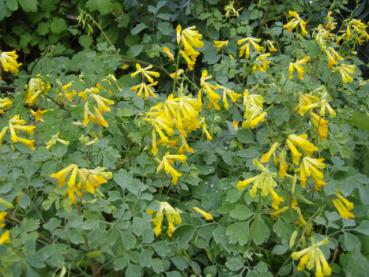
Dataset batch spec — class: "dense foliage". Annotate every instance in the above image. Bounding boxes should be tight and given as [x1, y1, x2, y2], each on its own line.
[0, 0, 369, 276]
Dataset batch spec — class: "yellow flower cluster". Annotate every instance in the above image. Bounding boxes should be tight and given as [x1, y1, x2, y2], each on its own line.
[0, 212, 10, 245]
[237, 37, 263, 60]
[144, 93, 207, 156]
[147, 202, 182, 237]
[79, 86, 114, 128]
[242, 90, 267, 128]
[283, 10, 308, 36]
[176, 25, 204, 70]
[156, 153, 187, 185]
[236, 159, 284, 210]
[0, 115, 36, 150]
[56, 81, 77, 103]
[0, 50, 21, 74]
[130, 64, 160, 99]
[332, 192, 354, 219]
[213, 40, 229, 51]
[288, 56, 310, 80]
[0, 97, 12, 115]
[50, 164, 112, 204]
[224, 0, 241, 18]
[338, 18, 369, 45]
[25, 76, 51, 106]
[46, 132, 70, 150]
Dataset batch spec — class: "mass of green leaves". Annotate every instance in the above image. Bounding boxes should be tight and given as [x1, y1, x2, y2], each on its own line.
[0, 0, 369, 276]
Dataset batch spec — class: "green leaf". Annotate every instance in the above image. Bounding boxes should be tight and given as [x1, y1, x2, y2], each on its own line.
[120, 230, 137, 250]
[230, 204, 253, 220]
[86, 0, 114, 15]
[342, 232, 361, 252]
[18, 0, 38, 12]
[131, 23, 147, 35]
[6, 0, 18, 11]
[351, 111, 369, 132]
[173, 224, 196, 249]
[251, 216, 270, 245]
[226, 256, 244, 271]
[354, 220, 369, 236]
[50, 18, 67, 34]
[36, 21, 49, 35]
[79, 35, 93, 48]
[226, 221, 249, 245]
[0, 0, 12, 20]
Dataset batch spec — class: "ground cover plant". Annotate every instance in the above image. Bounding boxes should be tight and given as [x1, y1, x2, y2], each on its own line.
[0, 0, 369, 276]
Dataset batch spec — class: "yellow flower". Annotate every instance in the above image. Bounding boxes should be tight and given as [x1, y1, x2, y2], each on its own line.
[291, 238, 331, 277]
[25, 77, 51, 106]
[242, 90, 267, 129]
[224, 0, 241, 18]
[287, 134, 318, 156]
[265, 40, 278, 53]
[0, 127, 8, 146]
[50, 164, 112, 204]
[237, 37, 263, 59]
[325, 11, 337, 31]
[252, 53, 272, 73]
[300, 156, 326, 189]
[296, 87, 336, 117]
[213, 40, 229, 51]
[0, 230, 10, 245]
[0, 211, 7, 228]
[193, 207, 213, 220]
[260, 142, 279, 163]
[325, 47, 343, 69]
[30, 109, 49, 122]
[78, 86, 99, 102]
[333, 64, 355, 84]
[338, 19, 369, 45]
[221, 86, 241, 110]
[332, 192, 354, 219]
[56, 81, 77, 102]
[200, 70, 221, 110]
[8, 115, 36, 150]
[278, 150, 288, 177]
[236, 159, 283, 210]
[176, 25, 204, 70]
[90, 94, 114, 113]
[283, 10, 308, 36]
[162, 47, 175, 61]
[0, 50, 21, 74]
[130, 64, 160, 84]
[310, 112, 328, 139]
[169, 69, 184, 79]
[295, 93, 321, 116]
[0, 97, 12, 115]
[314, 24, 335, 50]
[201, 119, 212, 141]
[149, 202, 182, 237]
[131, 82, 158, 99]
[288, 56, 310, 80]
[46, 132, 70, 150]
[157, 153, 187, 184]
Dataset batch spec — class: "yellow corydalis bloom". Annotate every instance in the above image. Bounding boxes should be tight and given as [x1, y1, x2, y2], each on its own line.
[291, 238, 331, 277]
[338, 19, 369, 45]
[6, 115, 36, 150]
[289, 56, 310, 80]
[295, 87, 336, 117]
[131, 64, 160, 84]
[333, 64, 355, 84]
[286, 134, 317, 165]
[30, 109, 49, 122]
[0, 97, 12, 115]
[220, 86, 241, 111]
[300, 156, 326, 189]
[131, 82, 158, 99]
[0, 50, 21, 74]
[148, 202, 182, 237]
[325, 11, 337, 31]
[162, 47, 174, 61]
[310, 112, 328, 139]
[169, 69, 184, 80]
[252, 53, 272, 73]
[46, 132, 69, 150]
[265, 40, 277, 53]
[50, 164, 112, 204]
[0, 230, 10, 245]
[176, 25, 204, 71]
[332, 192, 354, 219]
[25, 77, 51, 106]
[325, 47, 343, 69]
[260, 142, 279, 163]
[295, 93, 321, 116]
[224, 0, 241, 18]
[277, 150, 288, 177]
[0, 211, 7, 228]
[242, 90, 267, 129]
[56, 81, 77, 102]
[213, 40, 229, 51]
[237, 37, 263, 59]
[236, 159, 284, 210]
[157, 153, 187, 184]
[200, 70, 221, 110]
[193, 207, 213, 221]
[283, 10, 308, 36]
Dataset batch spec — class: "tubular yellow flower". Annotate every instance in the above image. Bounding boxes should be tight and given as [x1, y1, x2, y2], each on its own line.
[325, 47, 344, 69]
[300, 157, 326, 189]
[30, 109, 49, 122]
[56, 81, 77, 102]
[157, 153, 187, 184]
[90, 94, 114, 113]
[0, 127, 8, 146]
[237, 37, 263, 59]
[278, 150, 288, 177]
[325, 11, 337, 31]
[8, 115, 36, 150]
[0, 97, 12, 115]
[333, 63, 355, 84]
[291, 238, 331, 277]
[0, 230, 10, 245]
[242, 90, 267, 129]
[131, 82, 158, 99]
[310, 112, 328, 139]
[288, 134, 318, 155]
[260, 142, 279, 163]
[224, 0, 241, 17]
[283, 10, 308, 36]
[149, 202, 182, 237]
[130, 64, 160, 84]
[213, 40, 229, 51]
[295, 93, 321, 116]
[289, 56, 310, 80]
[162, 47, 175, 61]
[169, 69, 184, 79]
[200, 70, 221, 110]
[338, 18, 369, 45]
[0, 212, 7, 228]
[25, 77, 51, 106]
[46, 132, 70, 150]
[221, 86, 241, 110]
[265, 40, 278, 52]
[252, 53, 272, 73]
[0, 50, 21, 74]
[332, 192, 354, 219]
[193, 207, 213, 221]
